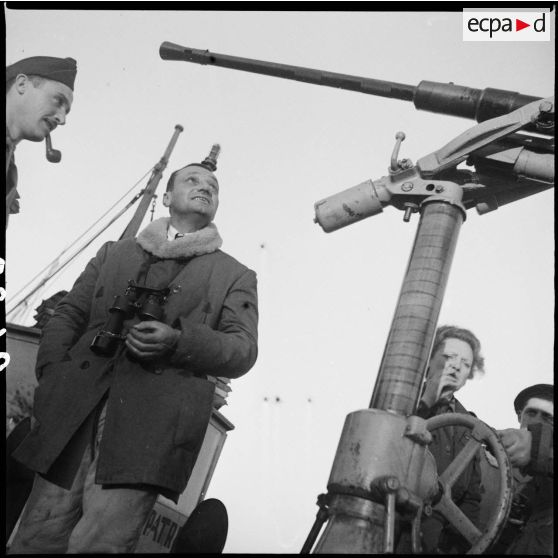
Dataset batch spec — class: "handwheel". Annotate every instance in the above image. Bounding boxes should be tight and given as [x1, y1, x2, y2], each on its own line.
[425, 413, 513, 554]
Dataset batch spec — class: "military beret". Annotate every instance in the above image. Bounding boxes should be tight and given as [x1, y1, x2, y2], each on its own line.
[514, 383, 554, 414]
[6, 56, 77, 91]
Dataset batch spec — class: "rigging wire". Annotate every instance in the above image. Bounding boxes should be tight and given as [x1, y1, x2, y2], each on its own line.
[7, 166, 155, 304]
[6, 189, 145, 317]
[7, 123, 184, 320]
[6, 167, 155, 316]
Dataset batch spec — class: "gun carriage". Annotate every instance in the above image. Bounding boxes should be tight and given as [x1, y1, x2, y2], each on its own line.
[159, 42, 554, 554]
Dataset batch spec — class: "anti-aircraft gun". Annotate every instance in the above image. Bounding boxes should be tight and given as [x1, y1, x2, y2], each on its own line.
[159, 42, 554, 554]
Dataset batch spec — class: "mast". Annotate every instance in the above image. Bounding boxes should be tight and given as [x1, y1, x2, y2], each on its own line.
[6, 125, 184, 324]
[119, 124, 184, 239]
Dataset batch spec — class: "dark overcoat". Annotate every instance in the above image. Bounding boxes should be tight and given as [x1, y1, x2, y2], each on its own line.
[13, 218, 258, 501]
[491, 422, 553, 555]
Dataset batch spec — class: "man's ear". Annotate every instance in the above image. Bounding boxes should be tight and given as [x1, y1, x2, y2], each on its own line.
[14, 74, 29, 94]
[162, 191, 171, 207]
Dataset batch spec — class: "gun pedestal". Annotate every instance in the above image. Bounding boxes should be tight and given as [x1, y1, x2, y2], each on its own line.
[306, 191, 465, 554]
[312, 411, 439, 554]
[369, 197, 464, 414]
[305, 92, 552, 550]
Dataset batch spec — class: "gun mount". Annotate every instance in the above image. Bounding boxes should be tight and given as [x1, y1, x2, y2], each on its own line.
[160, 41, 553, 554]
[159, 42, 554, 221]
[314, 97, 554, 231]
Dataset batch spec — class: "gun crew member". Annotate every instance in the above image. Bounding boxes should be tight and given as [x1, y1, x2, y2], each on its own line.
[9, 150, 259, 553]
[415, 325, 485, 554]
[494, 384, 553, 555]
[6, 55, 77, 227]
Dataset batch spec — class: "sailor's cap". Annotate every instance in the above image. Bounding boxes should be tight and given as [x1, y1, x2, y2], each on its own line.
[514, 383, 554, 414]
[6, 56, 77, 91]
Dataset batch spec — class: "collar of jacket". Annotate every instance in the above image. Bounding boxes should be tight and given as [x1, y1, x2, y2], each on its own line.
[136, 217, 222, 259]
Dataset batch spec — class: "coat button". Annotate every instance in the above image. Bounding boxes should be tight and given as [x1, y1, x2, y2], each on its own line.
[80, 360, 90, 370]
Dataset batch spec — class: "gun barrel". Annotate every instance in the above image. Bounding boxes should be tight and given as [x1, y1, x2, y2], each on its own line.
[160, 41, 415, 101]
[160, 42, 542, 123]
[414, 81, 541, 122]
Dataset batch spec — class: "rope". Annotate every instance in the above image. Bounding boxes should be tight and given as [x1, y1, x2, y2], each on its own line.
[7, 166, 154, 304]
[6, 168, 154, 316]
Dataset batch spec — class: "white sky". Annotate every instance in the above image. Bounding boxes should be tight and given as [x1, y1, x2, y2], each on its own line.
[5, 8, 555, 554]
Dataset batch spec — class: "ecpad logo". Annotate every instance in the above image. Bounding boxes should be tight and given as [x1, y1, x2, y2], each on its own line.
[463, 11, 549, 41]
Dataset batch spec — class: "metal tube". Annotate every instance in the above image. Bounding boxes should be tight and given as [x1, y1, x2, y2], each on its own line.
[160, 42, 541, 122]
[383, 492, 396, 553]
[300, 509, 328, 554]
[369, 200, 465, 415]
[160, 42, 416, 101]
[414, 82, 539, 122]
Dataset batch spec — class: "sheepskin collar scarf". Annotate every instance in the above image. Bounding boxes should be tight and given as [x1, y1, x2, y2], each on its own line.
[136, 217, 222, 259]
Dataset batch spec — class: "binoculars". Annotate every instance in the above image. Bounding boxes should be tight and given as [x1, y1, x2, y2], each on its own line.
[90, 281, 170, 357]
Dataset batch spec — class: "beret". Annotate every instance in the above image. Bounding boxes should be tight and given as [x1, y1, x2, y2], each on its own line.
[514, 383, 554, 414]
[6, 56, 77, 91]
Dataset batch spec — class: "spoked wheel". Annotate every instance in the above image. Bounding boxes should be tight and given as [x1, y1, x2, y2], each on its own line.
[426, 413, 513, 554]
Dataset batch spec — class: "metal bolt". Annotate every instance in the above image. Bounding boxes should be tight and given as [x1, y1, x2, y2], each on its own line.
[401, 182, 414, 192]
[403, 202, 418, 223]
[435, 185, 444, 193]
[539, 100, 553, 113]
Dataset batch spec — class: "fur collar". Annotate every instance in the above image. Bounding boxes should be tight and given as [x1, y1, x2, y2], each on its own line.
[136, 217, 222, 259]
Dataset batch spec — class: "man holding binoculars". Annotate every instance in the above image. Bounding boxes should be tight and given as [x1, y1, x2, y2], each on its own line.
[9, 151, 259, 553]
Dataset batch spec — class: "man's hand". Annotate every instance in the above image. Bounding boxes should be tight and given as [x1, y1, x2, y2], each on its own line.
[125, 321, 181, 361]
[497, 428, 532, 468]
[420, 358, 447, 410]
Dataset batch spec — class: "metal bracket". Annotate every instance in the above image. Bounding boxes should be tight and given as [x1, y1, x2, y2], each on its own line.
[417, 96, 554, 176]
[404, 416, 433, 446]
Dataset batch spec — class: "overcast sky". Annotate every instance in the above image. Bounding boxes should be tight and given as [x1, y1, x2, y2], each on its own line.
[5, 8, 554, 553]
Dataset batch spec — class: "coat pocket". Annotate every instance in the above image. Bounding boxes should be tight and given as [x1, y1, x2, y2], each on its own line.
[173, 377, 215, 450]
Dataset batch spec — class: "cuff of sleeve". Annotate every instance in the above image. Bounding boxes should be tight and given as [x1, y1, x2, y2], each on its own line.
[168, 321, 215, 369]
[524, 423, 552, 476]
